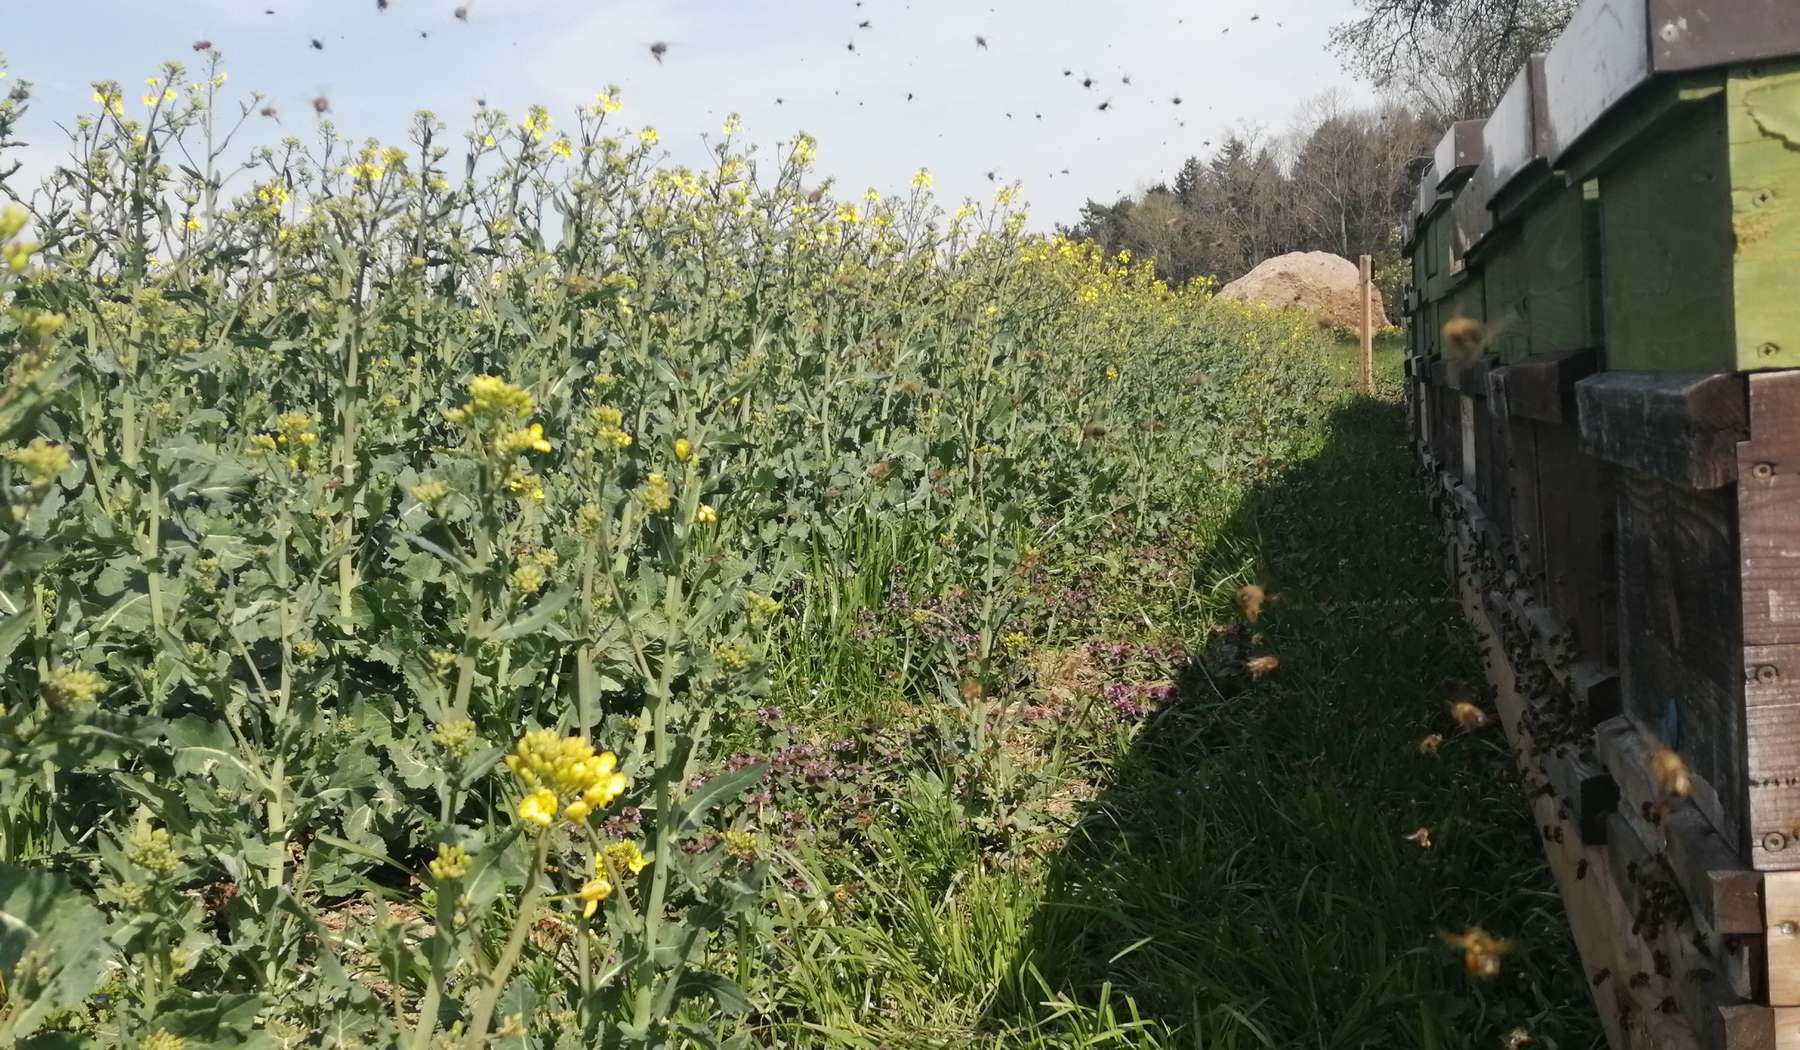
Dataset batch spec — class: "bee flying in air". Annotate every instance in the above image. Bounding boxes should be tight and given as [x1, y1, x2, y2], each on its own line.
[985, 170, 996, 181]
[192, 39, 213, 51]
[1250, 13, 1261, 20]
[259, 104, 279, 119]
[1063, 68, 1072, 76]
[1121, 73, 1132, 85]
[454, 4, 470, 21]
[310, 38, 324, 50]
[1647, 745, 1692, 800]
[650, 41, 670, 63]
[1450, 700, 1489, 730]
[1417, 733, 1444, 755]
[858, 19, 871, 27]
[1081, 74, 1094, 89]
[846, 40, 856, 52]
[906, 92, 914, 101]
[1442, 928, 1511, 979]
[1237, 584, 1266, 622]
[312, 95, 331, 115]
[974, 35, 988, 49]
[1097, 100, 1112, 112]
[376, 0, 388, 9]
[1245, 654, 1279, 680]
[1171, 95, 1183, 105]
[1442, 316, 1487, 366]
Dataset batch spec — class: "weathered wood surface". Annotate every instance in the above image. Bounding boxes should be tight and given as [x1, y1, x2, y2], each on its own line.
[1739, 373, 1800, 872]
[1456, 525, 1706, 1050]
[1535, 423, 1618, 669]
[1496, 350, 1599, 424]
[1654, 0, 1800, 73]
[1577, 372, 1747, 490]
[1543, 0, 1653, 163]
[1617, 472, 1744, 849]
[1597, 716, 1764, 937]
[1766, 873, 1800, 1005]
[1481, 55, 1552, 216]
[1606, 807, 1754, 1049]
[1726, 63, 1800, 373]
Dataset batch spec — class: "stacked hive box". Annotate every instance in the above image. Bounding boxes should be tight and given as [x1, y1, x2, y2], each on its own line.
[1404, 2, 1800, 1047]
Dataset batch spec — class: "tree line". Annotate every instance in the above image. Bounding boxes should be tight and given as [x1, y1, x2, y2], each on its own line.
[1063, 0, 1576, 299]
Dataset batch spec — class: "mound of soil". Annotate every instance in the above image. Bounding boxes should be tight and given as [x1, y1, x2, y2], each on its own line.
[1217, 250, 1390, 332]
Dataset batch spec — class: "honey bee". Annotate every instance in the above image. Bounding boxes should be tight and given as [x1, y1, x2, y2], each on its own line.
[192, 39, 213, 51]
[1236, 584, 1265, 622]
[453, 3, 470, 21]
[310, 38, 325, 50]
[1404, 827, 1432, 848]
[312, 95, 331, 115]
[974, 35, 988, 49]
[1647, 746, 1691, 800]
[1450, 700, 1489, 731]
[1417, 733, 1444, 756]
[1504, 1029, 1532, 1050]
[1441, 928, 1511, 979]
[958, 679, 984, 701]
[1245, 654, 1279, 680]
[649, 41, 669, 63]
[1441, 316, 1488, 366]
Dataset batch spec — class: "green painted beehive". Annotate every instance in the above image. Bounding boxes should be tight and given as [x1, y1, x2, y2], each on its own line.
[1542, 0, 1800, 372]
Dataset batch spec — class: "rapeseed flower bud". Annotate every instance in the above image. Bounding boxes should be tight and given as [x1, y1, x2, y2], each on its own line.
[635, 472, 672, 513]
[428, 842, 473, 881]
[8, 438, 70, 489]
[125, 825, 181, 877]
[42, 668, 102, 711]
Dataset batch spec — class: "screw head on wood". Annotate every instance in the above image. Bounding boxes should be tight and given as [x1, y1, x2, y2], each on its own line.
[1765, 830, 1790, 853]
[1753, 462, 1776, 481]
[1761, 342, 1782, 359]
[1784, 921, 1800, 937]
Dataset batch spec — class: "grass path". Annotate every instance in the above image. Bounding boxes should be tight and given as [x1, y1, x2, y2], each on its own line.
[761, 348, 1603, 1048]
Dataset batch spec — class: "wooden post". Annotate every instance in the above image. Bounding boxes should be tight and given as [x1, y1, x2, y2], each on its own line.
[1359, 254, 1374, 395]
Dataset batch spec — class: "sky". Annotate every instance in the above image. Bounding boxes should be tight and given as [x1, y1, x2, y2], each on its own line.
[1, 0, 1377, 228]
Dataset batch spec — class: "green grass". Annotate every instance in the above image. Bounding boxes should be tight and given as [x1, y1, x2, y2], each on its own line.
[747, 347, 1604, 1049]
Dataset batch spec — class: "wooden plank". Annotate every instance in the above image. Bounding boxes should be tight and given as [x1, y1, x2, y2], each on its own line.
[1597, 716, 1762, 937]
[1740, 372, 1800, 872]
[1607, 810, 1752, 1048]
[1497, 349, 1599, 424]
[1481, 56, 1551, 212]
[1654, 0, 1800, 74]
[1508, 416, 1546, 590]
[1600, 96, 1735, 372]
[1456, 542, 1634, 1050]
[1765, 873, 1800, 1005]
[1543, 0, 1653, 163]
[1617, 472, 1745, 848]
[1724, 61, 1800, 372]
[1535, 423, 1619, 669]
[1576, 372, 1748, 490]
[1524, 183, 1599, 356]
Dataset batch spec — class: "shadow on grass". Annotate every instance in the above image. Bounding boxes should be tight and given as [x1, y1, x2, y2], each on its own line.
[994, 392, 1604, 1048]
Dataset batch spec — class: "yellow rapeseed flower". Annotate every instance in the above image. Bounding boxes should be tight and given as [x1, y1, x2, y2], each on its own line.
[517, 788, 558, 827]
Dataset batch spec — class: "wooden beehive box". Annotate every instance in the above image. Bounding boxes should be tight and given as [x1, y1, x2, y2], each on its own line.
[1544, 0, 1800, 372]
